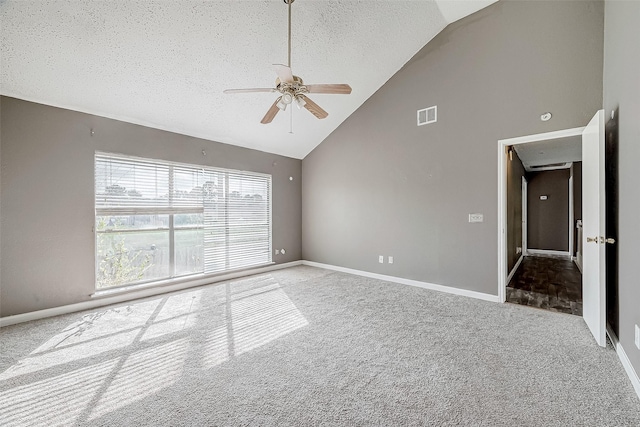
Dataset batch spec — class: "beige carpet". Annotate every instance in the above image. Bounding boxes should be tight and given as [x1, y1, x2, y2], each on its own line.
[1, 266, 639, 426]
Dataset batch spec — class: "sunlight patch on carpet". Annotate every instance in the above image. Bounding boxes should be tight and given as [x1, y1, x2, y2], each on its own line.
[89, 338, 189, 420]
[0, 360, 118, 427]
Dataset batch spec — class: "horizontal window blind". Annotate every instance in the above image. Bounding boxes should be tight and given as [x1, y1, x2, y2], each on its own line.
[95, 153, 272, 288]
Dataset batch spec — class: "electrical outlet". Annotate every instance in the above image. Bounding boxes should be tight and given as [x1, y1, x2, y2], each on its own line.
[275, 249, 280, 255]
[388, 256, 394, 264]
[469, 213, 483, 223]
[378, 255, 384, 264]
[635, 325, 640, 350]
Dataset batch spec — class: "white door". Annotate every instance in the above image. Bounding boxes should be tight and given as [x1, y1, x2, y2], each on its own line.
[582, 109, 607, 347]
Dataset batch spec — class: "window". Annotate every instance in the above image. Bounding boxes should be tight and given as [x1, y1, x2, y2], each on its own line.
[95, 153, 272, 290]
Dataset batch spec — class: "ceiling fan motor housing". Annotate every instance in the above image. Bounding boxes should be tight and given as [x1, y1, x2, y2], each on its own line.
[276, 75, 308, 108]
[276, 76, 304, 92]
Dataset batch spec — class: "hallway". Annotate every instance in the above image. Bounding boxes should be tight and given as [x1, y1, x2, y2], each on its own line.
[506, 255, 582, 315]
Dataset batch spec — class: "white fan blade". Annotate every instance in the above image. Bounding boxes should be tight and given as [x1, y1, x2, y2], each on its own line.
[305, 84, 352, 94]
[300, 95, 328, 120]
[224, 88, 276, 94]
[261, 97, 282, 124]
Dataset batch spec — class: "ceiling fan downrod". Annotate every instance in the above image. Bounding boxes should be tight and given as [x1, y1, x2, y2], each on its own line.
[284, 0, 294, 68]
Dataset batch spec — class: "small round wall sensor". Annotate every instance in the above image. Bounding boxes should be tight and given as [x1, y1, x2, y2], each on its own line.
[289, 176, 293, 181]
[540, 112, 552, 122]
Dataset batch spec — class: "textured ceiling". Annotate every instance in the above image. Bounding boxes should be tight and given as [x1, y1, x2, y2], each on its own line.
[513, 135, 582, 170]
[0, 0, 496, 159]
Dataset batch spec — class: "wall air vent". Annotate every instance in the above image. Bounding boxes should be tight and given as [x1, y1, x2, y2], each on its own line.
[417, 106, 437, 126]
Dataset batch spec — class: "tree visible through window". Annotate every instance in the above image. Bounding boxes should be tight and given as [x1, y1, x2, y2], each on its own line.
[95, 153, 272, 290]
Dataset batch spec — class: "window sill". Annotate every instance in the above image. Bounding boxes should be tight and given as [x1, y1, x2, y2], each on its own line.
[91, 262, 276, 298]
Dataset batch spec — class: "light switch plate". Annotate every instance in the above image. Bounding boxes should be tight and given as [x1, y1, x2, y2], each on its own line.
[388, 256, 394, 264]
[379, 255, 384, 264]
[469, 213, 483, 223]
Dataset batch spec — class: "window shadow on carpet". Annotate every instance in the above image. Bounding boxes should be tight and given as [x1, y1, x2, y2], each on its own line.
[0, 275, 308, 426]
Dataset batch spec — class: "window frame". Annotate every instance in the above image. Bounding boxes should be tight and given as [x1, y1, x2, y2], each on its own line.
[94, 152, 273, 292]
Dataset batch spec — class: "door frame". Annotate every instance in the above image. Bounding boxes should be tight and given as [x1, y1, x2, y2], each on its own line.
[569, 163, 575, 260]
[497, 126, 585, 302]
[522, 176, 528, 255]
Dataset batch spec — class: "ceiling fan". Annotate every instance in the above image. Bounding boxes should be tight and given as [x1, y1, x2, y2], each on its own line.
[223, 0, 352, 124]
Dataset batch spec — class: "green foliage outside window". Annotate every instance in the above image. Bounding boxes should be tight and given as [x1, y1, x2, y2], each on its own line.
[96, 218, 152, 289]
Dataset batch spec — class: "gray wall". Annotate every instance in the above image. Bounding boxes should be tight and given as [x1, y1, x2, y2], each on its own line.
[527, 169, 570, 252]
[506, 149, 525, 272]
[302, 0, 603, 294]
[603, 0, 640, 381]
[0, 97, 302, 317]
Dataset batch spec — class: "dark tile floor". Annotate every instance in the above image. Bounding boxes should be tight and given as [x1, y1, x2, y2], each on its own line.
[506, 254, 582, 316]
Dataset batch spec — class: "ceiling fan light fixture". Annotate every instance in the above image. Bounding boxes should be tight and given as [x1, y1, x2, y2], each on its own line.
[281, 92, 294, 104]
[276, 97, 288, 111]
[295, 96, 306, 109]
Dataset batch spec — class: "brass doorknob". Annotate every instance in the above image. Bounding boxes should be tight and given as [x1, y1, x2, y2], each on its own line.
[605, 238, 616, 244]
[587, 236, 599, 243]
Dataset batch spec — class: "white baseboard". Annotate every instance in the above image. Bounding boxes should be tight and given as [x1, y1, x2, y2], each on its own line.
[526, 249, 571, 259]
[302, 260, 500, 303]
[0, 261, 303, 328]
[607, 326, 640, 402]
[506, 254, 524, 286]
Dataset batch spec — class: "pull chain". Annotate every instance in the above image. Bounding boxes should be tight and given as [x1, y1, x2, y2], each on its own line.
[289, 107, 293, 134]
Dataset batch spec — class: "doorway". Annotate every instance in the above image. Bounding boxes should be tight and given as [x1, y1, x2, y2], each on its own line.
[497, 127, 585, 311]
[499, 111, 609, 347]
[507, 253, 583, 314]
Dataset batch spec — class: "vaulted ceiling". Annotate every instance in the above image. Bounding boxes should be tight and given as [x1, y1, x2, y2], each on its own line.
[0, 0, 496, 159]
